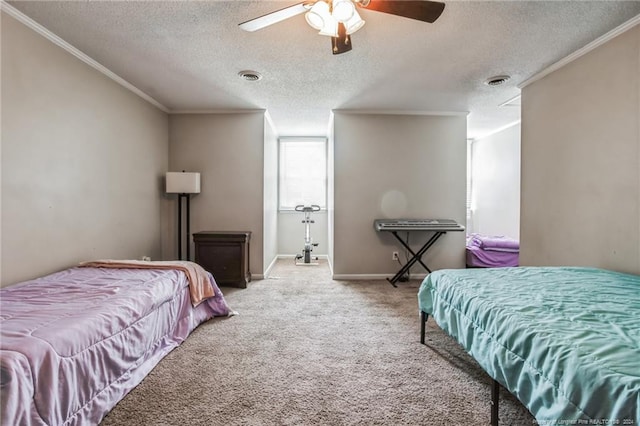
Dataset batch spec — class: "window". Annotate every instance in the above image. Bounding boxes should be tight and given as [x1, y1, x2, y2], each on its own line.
[279, 138, 327, 210]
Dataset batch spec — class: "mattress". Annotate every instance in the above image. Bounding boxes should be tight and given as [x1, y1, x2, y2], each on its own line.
[465, 244, 519, 267]
[417, 267, 640, 424]
[0, 265, 231, 425]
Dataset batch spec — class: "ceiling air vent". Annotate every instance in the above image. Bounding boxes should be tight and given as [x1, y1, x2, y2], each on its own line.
[238, 70, 262, 81]
[484, 75, 511, 86]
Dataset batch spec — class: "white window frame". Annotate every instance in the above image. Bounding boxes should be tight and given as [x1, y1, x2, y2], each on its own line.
[278, 137, 328, 211]
[466, 138, 474, 232]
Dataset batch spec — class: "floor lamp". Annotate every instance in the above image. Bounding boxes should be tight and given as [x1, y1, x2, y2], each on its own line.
[166, 171, 201, 261]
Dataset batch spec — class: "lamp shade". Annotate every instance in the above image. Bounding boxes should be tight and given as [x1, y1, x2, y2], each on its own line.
[166, 172, 201, 194]
[344, 10, 365, 34]
[318, 14, 338, 36]
[332, 0, 355, 22]
[305, 1, 330, 30]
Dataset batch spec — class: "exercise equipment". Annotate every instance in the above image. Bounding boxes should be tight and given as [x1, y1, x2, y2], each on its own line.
[295, 205, 321, 265]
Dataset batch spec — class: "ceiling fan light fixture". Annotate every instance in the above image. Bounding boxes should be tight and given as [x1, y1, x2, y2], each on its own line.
[305, 1, 330, 30]
[344, 9, 365, 34]
[332, 0, 355, 22]
[240, 0, 446, 54]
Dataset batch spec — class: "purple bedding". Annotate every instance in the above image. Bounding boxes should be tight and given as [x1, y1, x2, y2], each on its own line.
[468, 234, 519, 251]
[0, 265, 231, 425]
[466, 234, 519, 267]
[466, 244, 519, 267]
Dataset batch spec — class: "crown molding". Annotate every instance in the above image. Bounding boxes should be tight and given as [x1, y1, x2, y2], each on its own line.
[519, 14, 640, 89]
[470, 120, 521, 142]
[278, 136, 326, 141]
[264, 110, 278, 135]
[1, 1, 169, 113]
[170, 109, 265, 114]
[332, 109, 469, 117]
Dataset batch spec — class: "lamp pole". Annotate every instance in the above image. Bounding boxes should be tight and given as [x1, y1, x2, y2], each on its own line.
[177, 193, 191, 261]
[166, 172, 201, 261]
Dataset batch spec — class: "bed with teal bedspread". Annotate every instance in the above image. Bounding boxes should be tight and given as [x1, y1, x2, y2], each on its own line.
[417, 267, 640, 424]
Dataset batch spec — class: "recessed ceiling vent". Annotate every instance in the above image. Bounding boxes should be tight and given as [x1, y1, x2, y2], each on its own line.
[238, 70, 262, 81]
[484, 75, 511, 86]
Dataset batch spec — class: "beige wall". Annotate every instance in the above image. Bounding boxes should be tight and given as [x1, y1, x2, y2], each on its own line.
[470, 123, 521, 239]
[1, 13, 169, 286]
[520, 25, 640, 274]
[167, 113, 265, 276]
[333, 113, 467, 277]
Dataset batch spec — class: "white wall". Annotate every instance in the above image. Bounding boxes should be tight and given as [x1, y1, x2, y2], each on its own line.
[1, 13, 169, 286]
[275, 136, 330, 257]
[520, 25, 640, 274]
[327, 114, 335, 271]
[278, 210, 328, 256]
[470, 123, 521, 239]
[333, 113, 467, 277]
[167, 113, 265, 276]
[263, 116, 279, 274]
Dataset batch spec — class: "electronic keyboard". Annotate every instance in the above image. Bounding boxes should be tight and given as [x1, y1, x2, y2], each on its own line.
[374, 219, 465, 232]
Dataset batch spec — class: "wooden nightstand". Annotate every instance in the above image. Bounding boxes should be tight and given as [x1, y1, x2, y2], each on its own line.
[193, 231, 251, 288]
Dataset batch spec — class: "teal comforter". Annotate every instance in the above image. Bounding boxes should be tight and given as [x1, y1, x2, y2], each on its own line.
[417, 267, 639, 424]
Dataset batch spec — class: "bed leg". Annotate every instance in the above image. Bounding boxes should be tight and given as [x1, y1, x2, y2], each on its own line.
[491, 379, 499, 426]
[420, 311, 428, 344]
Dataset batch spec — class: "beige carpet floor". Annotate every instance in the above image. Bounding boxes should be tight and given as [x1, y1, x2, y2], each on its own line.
[102, 259, 535, 425]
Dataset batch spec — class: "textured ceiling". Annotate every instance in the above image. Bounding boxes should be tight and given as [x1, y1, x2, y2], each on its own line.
[7, 1, 640, 139]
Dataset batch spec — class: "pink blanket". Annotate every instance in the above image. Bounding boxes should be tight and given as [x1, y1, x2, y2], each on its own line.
[468, 234, 519, 252]
[79, 259, 215, 306]
[0, 265, 231, 425]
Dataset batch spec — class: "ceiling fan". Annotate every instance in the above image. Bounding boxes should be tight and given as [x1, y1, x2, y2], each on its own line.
[239, 0, 445, 55]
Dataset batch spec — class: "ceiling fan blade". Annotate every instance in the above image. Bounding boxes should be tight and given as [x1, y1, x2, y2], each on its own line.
[239, 2, 310, 32]
[331, 23, 352, 55]
[358, 0, 445, 23]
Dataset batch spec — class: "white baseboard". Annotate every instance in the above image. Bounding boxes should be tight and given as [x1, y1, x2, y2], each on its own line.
[263, 255, 426, 282]
[262, 256, 279, 278]
[332, 273, 427, 281]
[277, 254, 329, 259]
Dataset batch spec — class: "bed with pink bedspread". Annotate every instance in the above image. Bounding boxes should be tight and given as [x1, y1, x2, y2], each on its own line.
[0, 261, 231, 425]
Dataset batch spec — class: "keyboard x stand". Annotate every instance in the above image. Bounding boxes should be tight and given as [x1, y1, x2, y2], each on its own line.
[374, 219, 465, 287]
